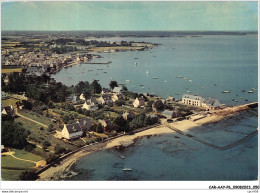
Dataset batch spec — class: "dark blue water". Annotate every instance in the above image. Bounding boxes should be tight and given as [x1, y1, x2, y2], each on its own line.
[53, 34, 258, 105]
[68, 109, 258, 181]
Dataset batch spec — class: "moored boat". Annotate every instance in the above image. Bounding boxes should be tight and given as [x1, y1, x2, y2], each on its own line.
[123, 168, 132, 172]
[222, 91, 231, 93]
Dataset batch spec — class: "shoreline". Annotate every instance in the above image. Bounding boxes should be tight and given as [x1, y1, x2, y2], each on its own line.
[38, 113, 226, 181]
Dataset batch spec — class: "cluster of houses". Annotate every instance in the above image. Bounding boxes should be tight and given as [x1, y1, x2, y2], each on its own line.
[182, 94, 223, 110]
[2, 49, 94, 75]
[68, 86, 149, 111]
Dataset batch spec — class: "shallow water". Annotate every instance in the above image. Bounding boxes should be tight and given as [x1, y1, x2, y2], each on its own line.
[68, 109, 258, 181]
[53, 34, 258, 105]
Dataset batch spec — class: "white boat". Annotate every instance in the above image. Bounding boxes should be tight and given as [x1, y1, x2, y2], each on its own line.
[126, 80, 131, 82]
[123, 168, 132, 172]
[164, 80, 168, 83]
[135, 62, 137, 66]
[222, 91, 231, 93]
[187, 91, 191, 93]
[146, 70, 149, 74]
[121, 155, 125, 159]
[252, 88, 257, 90]
[153, 77, 158, 79]
[189, 80, 192, 83]
[248, 91, 254, 93]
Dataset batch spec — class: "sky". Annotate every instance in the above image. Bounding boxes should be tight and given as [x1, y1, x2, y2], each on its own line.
[1, 1, 258, 31]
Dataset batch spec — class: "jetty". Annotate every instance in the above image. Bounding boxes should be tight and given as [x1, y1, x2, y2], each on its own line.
[84, 61, 112, 65]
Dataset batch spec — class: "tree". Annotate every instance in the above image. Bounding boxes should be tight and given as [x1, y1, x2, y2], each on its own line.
[153, 100, 164, 111]
[46, 154, 59, 164]
[122, 85, 128, 92]
[2, 120, 30, 148]
[90, 80, 102, 95]
[83, 89, 92, 100]
[96, 123, 104, 133]
[113, 116, 126, 128]
[47, 124, 54, 132]
[54, 145, 66, 154]
[42, 141, 51, 149]
[115, 100, 125, 106]
[75, 81, 90, 95]
[109, 80, 118, 90]
[19, 170, 38, 181]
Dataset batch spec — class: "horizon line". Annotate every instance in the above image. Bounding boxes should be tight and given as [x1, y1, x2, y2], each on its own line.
[1, 30, 258, 33]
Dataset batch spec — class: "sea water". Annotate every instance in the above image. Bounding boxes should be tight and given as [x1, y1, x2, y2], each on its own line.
[53, 34, 258, 105]
[68, 109, 258, 181]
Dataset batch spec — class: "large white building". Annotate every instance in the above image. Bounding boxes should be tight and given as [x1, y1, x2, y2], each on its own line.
[182, 94, 222, 110]
[182, 94, 204, 107]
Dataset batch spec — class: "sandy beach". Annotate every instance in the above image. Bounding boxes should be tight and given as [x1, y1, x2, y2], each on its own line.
[39, 113, 226, 181]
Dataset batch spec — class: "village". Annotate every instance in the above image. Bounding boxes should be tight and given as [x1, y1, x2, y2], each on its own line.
[1, 59, 229, 180]
[1, 33, 256, 181]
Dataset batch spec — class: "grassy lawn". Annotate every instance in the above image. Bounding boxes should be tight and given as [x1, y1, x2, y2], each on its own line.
[112, 105, 146, 114]
[1, 148, 44, 181]
[18, 110, 51, 126]
[15, 117, 77, 153]
[2, 98, 20, 107]
[1, 68, 22, 74]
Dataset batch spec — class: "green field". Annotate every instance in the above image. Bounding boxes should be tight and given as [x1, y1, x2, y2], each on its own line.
[18, 110, 51, 126]
[1, 148, 44, 181]
[2, 98, 20, 107]
[15, 116, 77, 153]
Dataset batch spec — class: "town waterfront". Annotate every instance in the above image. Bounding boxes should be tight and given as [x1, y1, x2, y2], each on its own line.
[52, 34, 258, 181]
[53, 34, 258, 105]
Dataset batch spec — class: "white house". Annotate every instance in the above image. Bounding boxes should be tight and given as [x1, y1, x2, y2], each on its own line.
[182, 94, 204, 107]
[62, 123, 83, 140]
[2, 105, 14, 116]
[98, 95, 113, 105]
[101, 88, 111, 95]
[1, 92, 8, 100]
[112, 87, 123, 94]
[82, 100, 98, 111]
[80, 93, 86, 101]
[112, 93, 123, 102]
[202, 98, 222, 110]
[133, 97, 145, 108]
[122, 111, 135, 121]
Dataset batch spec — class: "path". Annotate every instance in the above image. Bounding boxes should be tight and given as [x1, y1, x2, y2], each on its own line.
[3, 150, 36, 164]
[15, 109, 48, 128]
